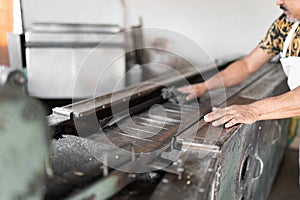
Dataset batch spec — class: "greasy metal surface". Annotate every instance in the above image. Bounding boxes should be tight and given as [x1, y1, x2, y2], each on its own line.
[150, 151, 218, 200]
[48, 59, 234, 125]
[66, 150, 166, 200]
[66, 170, 140, 200]
[60, 61, 272, 138]
[108, 172, 165, 200]
[46, 134, 156, 199]
[58, 67, 203, 118]
[90, 130, 165, 154]
[46, 135, 111, 200]
[46, 62, 290, 200]
[101, 101, 209, 154]
[178, 96, 254, 149]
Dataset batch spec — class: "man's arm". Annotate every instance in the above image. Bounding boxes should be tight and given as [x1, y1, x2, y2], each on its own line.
[205, 86, 300, 128]
[178, 46, 274, 100]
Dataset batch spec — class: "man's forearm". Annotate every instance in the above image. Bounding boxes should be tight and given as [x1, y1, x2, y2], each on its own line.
[178, 47, 272, 101]
[205, 59, 253, 90]
[251, 87, 300, 120]
[205, 46, 272, 91]
[204, 87, 300, 128]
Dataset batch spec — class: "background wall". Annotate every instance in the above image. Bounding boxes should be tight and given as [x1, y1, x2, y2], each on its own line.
[126, 0, 281, 60]
[19, 0, 281, 65]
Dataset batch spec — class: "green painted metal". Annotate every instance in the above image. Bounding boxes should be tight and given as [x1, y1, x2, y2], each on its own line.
[251, 119, 290, 199]
[0, 87, 49, 200]
[66, 167, 145, 200]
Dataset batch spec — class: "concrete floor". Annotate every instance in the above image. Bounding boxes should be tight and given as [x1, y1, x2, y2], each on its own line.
[268, 149, 300, 200]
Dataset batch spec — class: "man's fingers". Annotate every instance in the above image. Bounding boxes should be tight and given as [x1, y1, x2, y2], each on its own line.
[176, 87, 187, 93]
[204, 106, 241, 128]
[177, 86, 193, 94]
[212, 107, 220, 111]
[211, 114, 234, 126]
[204, 109, 227, 122]
[225, 118, 239, 128]
[186, 94, 196, 101]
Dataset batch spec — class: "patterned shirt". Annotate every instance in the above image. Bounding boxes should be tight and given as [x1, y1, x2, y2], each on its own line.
[259, 14, 300, 57]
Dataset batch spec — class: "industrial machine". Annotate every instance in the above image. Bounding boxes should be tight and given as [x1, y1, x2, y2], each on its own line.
[0, 51, 291, 200]
[2, 1, 293, 199]
[43, 60, 289, 200]
[8, 23, 126, 99]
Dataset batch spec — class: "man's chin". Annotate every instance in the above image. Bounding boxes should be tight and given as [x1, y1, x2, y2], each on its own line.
[284, 13, 299, 22]
[286, 17, 299, 23]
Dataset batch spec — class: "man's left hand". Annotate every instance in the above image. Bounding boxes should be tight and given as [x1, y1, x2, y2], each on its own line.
[204, 104, 259, 128]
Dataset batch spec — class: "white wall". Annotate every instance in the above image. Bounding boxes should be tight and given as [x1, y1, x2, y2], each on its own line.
[20, 0, 281, 62]
[126, 0, 281, 60]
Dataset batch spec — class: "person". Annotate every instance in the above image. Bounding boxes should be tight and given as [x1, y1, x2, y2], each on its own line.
[178, 0, 300, 134]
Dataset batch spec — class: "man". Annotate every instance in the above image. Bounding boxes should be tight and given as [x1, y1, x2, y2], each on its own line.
[178, 0, 300, 133]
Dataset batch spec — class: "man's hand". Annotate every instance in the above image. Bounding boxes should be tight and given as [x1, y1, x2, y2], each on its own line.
[177, 83, 208, 101]
[204, 104, 259, 128]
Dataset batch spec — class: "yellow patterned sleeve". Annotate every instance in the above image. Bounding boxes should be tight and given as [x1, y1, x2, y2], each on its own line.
[259, 14, 292, 56]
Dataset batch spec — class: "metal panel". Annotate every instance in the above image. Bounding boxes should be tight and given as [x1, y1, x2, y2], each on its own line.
[150, 151, 218, 200]
[250, 119, 290, 199]
[24, 23, 125, 99]
[214, 123, 259, 200]
[25, 31, 124, 46]
[26, 47, 125, 98]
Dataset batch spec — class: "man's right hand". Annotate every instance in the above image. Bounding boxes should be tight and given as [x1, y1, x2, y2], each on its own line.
[177, 83, 208, 101]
